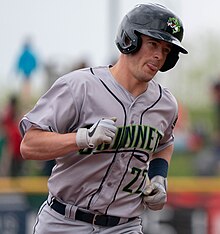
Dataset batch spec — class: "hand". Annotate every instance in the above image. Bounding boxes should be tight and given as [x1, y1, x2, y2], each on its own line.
[143, 176, 167, 211]
[76, 117, 117, 149]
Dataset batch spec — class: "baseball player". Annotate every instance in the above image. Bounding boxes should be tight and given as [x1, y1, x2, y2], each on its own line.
[19, 3, 188, 234]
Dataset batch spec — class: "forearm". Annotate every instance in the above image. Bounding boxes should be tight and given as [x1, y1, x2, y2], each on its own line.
[20, 118, 117, 161]
[20, 128, 79, 161]
[151, 144, 174, 164]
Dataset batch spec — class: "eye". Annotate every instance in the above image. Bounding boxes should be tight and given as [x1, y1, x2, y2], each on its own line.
[163, 43, 173, 55]
[148, 41, 157, 47]
[163, 47, 172, 55]
[147, 41, 158, 48]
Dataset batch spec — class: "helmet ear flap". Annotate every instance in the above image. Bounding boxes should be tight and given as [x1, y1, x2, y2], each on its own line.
[133, 31, 142, 53]
[160, 49, 179, 72]
[116, 31, 142, 54]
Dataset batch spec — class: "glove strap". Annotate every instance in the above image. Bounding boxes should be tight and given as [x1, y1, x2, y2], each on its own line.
[76, 128, 90, 149]
[151, 176, 168, 191]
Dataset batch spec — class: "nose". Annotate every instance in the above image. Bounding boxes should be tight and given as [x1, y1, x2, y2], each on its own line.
[154, 47, 164, 60]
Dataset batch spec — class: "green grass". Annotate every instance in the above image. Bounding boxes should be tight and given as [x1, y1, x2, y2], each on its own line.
[169, 152, 197, 177]
[168, 106, 218, 177]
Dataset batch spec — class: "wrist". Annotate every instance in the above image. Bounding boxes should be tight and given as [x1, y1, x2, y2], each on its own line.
[76, 128, 90, 149]
[148, 158, 168, 180]
[151, 175, 167, 191]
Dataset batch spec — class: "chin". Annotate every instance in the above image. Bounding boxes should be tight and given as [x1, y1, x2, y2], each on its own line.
[145, 71, 156, 80]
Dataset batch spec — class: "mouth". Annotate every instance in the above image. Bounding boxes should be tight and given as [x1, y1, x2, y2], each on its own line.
[147, 62, 159, 72]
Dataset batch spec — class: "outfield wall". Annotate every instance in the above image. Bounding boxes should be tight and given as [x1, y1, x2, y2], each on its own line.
[0, 177, 220, 234]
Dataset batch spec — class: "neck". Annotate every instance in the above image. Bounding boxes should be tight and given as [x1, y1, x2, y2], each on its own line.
[109, 57, 148, 97]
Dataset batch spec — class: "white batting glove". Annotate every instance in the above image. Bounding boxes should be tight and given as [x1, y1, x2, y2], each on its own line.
[143, 176, 167, 211]
[76, 117, 117, 149]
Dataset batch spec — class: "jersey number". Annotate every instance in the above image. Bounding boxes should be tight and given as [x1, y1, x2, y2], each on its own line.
[123, 167, 147, 194]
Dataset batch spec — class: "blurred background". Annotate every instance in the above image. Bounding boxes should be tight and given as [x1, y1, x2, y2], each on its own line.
[0, 0, 220, 233]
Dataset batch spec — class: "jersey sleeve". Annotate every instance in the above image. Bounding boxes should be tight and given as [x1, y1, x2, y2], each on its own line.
[19, 76, 79, 136]
[155, 89, 179, 153]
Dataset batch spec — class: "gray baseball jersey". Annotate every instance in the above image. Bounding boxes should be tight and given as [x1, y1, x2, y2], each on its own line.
[19, 65, 178, 218]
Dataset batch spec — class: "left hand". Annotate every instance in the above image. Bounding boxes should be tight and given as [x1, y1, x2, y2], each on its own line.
[143, 176, 167, 210]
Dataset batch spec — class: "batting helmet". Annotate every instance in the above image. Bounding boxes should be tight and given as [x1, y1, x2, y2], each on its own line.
[115, 3, 188, 72]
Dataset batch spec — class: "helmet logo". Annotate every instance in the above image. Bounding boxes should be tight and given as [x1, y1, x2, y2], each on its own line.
[167, 17, 181, 34]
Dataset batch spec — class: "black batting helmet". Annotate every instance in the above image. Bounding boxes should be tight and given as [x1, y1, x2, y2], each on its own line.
[115, 3, 188, 72]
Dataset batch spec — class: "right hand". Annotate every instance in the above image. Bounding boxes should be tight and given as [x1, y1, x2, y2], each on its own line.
[76, 117, 117, 149]
[143, 176, 167, 210]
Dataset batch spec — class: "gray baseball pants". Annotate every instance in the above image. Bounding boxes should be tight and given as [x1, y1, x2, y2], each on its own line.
[33, 199, 143, 234]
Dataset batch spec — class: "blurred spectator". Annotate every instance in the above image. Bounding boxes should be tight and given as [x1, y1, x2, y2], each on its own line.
[211, 80, 220, 173]
[188, 123, 207, 153]
[41, 160, 56, 176]
[212, 80, 220, 145]
[193, 79, 220, 176]
[0, 121, 7, 176]
[1, 95, 23, 177]
[16, 37, 39, 99]
[44, 60, 59, 91]
[174, 101, 191, 152]
[44, 59, 88, 92]
[174, 100, 208, 154]
[68, 60, 88, 72]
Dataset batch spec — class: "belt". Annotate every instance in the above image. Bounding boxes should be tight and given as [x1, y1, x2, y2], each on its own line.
[49, 198, 135, 227]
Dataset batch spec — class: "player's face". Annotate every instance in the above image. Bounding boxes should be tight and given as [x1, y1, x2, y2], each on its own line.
[128, 35, 172, 82]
